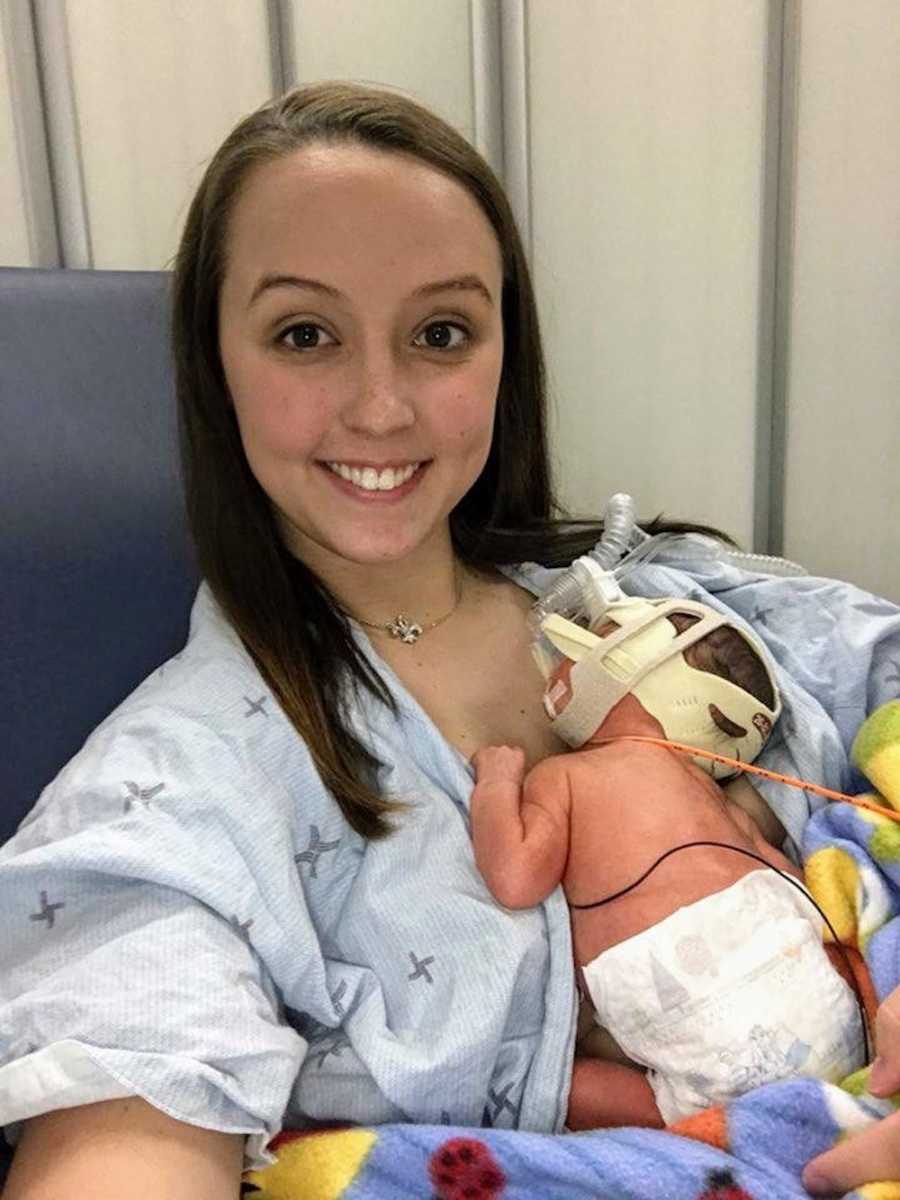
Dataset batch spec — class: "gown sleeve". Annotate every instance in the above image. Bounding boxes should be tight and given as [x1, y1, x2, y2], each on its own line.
[0, 677, 324, 1174]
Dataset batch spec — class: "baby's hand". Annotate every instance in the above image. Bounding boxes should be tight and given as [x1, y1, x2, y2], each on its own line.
[471, 745, 527, 786]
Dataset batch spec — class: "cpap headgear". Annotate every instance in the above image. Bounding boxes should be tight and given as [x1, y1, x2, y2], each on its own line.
[537, 597, 782, 780]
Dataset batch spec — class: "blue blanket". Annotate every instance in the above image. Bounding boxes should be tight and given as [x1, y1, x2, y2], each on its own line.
[243, 797, 900, 1200]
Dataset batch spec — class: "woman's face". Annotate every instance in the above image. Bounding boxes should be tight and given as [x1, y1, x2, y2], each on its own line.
[218, 143, 505, 573]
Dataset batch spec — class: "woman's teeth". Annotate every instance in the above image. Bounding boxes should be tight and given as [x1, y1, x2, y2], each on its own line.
[327, 462, 420, 491]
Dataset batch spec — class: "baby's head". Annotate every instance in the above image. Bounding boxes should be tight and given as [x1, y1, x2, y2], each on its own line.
[539, 598, 781, 780]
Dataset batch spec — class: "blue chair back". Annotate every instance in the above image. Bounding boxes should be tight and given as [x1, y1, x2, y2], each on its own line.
[1, 268, 199, 847]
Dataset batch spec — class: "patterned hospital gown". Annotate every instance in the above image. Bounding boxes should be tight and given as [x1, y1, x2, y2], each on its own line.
[1, 545, 898, 1171]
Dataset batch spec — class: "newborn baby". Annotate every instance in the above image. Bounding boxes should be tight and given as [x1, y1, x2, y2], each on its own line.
[470, 597, 865, 1128]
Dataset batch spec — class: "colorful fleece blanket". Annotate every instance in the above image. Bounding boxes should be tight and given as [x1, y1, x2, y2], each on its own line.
[242, 708, 900, 1200]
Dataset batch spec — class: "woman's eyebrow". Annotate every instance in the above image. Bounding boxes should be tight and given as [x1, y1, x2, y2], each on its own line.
[248, 273, 494, 309]
[413, 275, 494, 306]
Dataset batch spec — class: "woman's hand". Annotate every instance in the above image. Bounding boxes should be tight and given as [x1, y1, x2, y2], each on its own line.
[802, 985, 900, 1194]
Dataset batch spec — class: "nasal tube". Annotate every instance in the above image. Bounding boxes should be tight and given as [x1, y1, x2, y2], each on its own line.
[528, 493, 645, 634]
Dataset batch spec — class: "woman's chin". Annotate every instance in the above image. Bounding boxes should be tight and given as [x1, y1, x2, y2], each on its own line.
[280, 521, 450, 573]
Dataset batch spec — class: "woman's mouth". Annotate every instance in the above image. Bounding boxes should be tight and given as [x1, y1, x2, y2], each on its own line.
[320, 460, 428, 500]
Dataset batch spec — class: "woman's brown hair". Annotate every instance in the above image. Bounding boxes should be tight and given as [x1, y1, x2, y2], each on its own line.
[171, 81, 727, 837]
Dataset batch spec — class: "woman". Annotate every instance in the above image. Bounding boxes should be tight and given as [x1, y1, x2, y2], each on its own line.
[2, 82, 898, 1199]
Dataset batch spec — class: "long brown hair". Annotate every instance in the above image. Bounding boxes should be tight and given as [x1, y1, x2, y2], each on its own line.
[171, 81, 727, 837]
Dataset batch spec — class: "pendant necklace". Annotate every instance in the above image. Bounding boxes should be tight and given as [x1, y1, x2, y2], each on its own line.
[351, 570, 463, 645]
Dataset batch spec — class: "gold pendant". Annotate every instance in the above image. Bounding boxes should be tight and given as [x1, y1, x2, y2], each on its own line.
[386, 615, 423, 644]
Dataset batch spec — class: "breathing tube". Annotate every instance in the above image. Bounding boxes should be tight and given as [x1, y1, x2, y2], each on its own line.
[530, 492, 807, 639]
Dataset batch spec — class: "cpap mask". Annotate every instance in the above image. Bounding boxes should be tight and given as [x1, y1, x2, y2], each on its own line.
[528, 493, 796, 777]
[534, 596, 782, 780]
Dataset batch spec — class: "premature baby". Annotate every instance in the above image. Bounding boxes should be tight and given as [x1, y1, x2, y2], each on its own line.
[470, 597, 864, 1128]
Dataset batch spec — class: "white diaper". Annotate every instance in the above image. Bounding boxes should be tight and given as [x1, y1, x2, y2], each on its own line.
[581, 868, 865, 1124]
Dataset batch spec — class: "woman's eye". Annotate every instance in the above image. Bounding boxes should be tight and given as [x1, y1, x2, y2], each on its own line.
[277, 321, 469, 353]
[278, 323, 335, 351]
[415, 322, 470, 351]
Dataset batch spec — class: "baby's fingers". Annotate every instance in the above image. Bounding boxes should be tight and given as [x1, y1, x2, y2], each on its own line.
[802, 1109, 900, 1195]
[471, 745, 526, 782]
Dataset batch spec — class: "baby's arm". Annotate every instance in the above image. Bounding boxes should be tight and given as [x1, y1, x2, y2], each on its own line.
[725, 787, 803, 880]
[724, 774, 788, 847]
[470, 747, 571, 909]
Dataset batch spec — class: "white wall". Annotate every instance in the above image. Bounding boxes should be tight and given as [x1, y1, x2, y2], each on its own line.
[62, 0, 273, 270]
[529, 0, 767, 549]
[287, 0, 476, 145]
[782, 1, 900, 599]
[2, 0, 898, 599]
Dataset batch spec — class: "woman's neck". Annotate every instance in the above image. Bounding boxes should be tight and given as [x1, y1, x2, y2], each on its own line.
[293, 529, 464, 632]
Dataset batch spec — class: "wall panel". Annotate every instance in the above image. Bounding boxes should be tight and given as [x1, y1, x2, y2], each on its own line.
[2, 0, 897, 598]
[783, 1, 900, 599]
[0, 1, 56, 267]
[286, 0, 474, 142]
[62, 0, 272, 269]
[0, 21, 32, 266]
[528, 0, 768, 548]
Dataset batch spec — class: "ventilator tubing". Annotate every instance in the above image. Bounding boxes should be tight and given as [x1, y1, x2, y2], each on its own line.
[528, 492, 806, 691]
[530, 492, 806, 639]
[528, 494, 643, 635]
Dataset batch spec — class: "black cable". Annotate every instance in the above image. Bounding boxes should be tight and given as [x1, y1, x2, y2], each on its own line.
[570, 839, 870, 1063]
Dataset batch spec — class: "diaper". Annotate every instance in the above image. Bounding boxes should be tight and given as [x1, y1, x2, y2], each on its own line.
[581, 868, 865, 1124]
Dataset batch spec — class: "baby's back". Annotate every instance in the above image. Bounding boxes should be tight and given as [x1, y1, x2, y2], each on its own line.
[559, 741, 764, 966]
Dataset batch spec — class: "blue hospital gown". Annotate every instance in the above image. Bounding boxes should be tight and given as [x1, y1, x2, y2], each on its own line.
[1, 546, 898, 1172]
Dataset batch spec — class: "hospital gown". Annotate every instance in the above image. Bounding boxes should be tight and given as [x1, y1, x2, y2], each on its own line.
[1, 544, 898, 1172]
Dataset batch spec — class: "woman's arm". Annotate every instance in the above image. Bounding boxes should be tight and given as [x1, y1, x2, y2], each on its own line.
[3, 1097, 245, 1200]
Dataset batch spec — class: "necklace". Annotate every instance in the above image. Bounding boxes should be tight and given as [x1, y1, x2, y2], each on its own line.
[351, 570, 463, 645]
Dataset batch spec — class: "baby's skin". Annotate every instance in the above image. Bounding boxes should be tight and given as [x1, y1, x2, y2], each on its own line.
[470, 692, 800, 1129]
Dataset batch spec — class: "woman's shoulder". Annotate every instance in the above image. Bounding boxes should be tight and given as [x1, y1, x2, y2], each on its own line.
[11, 584, 334, 854]
[90, 585, 285, 758]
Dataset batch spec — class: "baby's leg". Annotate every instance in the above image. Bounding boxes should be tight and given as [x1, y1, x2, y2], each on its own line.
[576, 1003, 635, 1065]
[567, 1056, 664, 1130]
[570, 998, 663, 1129]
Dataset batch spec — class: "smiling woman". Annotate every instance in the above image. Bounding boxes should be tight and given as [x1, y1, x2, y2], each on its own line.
[6, 78, 900, 1200]
[170, 82, 589, 841]
[218, 142, 505, 581]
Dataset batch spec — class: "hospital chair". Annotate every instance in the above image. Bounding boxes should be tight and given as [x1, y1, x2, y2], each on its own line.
[0, 266, 198, 1186]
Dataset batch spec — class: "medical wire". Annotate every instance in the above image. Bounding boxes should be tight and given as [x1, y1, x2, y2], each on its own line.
[568, 838, 871, 1064]
[590, 734, 900, 822]
[569, 733, 887, 1061]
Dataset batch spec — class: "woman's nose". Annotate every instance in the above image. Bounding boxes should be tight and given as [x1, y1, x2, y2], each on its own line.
[341, 348, 416, 436]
